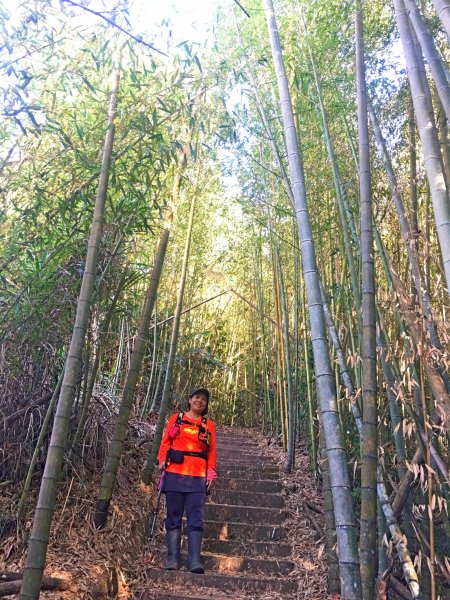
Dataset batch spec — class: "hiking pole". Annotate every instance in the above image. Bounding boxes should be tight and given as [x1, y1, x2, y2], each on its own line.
[148, 471, 164, 541]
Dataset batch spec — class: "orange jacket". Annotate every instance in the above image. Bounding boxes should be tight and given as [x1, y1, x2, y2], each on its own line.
[158, 412, 216, 477]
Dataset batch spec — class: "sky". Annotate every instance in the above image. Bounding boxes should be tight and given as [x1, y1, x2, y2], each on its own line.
[1, 0, 223, 64]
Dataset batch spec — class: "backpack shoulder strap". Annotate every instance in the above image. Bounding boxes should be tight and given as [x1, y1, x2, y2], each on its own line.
[176, 411, 184, 425]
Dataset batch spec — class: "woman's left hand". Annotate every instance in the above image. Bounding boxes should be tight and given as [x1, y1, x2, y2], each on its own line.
[206, 479, 214, 492]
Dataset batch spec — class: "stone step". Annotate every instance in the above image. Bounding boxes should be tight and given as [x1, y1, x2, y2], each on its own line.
[145, 568, 298, 595]
[211, 489, 284, 509]
[218, 462, 278, 471]
[200, 538, 292, 558]
[216, 438, 259, 443]
[200, 553, 295, 576]
[145, 594, 240, 600]
[216, 443, 262, 451]
[216, 438, 264, 452]
[205, 503, 287, 525]
[152, 551, 295, 577]
[218, 465, 276, 472]
[216, 434, 257, 444]
[217, 454, 274, 463]
[214, 478, 282, 493]
[200, 520, 287, 542]
[216, 438, 265, 453]
[218, 466, 279, 479]
[215, 441, 264, 448]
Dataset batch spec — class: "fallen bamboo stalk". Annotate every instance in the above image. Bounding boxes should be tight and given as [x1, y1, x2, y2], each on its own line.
[2, 391, 52, 426]
[302, 501, 324, 539]
[304, 499, 323, 514]
[0, 572, 70, 597]
[389, 575, 413, 600]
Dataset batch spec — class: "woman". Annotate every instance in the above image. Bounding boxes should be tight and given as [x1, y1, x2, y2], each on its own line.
[158, 387, 217, 573]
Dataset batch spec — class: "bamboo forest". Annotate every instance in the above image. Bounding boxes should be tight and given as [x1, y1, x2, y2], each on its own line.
[1, 0, 450, 598]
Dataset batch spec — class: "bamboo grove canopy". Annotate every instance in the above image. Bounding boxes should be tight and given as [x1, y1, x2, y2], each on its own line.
[0, 0, 450, 599]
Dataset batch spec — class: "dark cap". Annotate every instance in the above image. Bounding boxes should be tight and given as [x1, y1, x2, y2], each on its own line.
[189, 387, 210, 400]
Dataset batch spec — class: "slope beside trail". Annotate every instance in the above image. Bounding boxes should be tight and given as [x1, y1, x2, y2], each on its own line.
[0, 424, 329, 600]
[139, 427, 330, 600]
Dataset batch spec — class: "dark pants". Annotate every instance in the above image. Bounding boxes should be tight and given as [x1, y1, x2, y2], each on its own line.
[165, 491, 206, 532]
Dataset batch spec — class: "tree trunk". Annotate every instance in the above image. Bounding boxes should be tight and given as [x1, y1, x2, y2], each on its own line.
[19, 67, 120, 600]
[263, 1, 361, 597]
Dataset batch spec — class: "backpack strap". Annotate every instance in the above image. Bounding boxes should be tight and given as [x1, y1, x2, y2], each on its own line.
[176, 412, 210, 447]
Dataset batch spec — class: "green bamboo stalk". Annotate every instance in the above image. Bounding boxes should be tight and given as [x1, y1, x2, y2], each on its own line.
[420, 352, 437, 599]
[301, 9, 360, 315]
[434, 84, 450, 187]
[140, 300, 158, 418]
[263, 3, 361, 594]
[377, 497, 388, 576]
[111, 317, 125, 398]
[431, 0, 450, 43]
[149, 322, 169, 412]
[368, 95, 449, 384]
[254, 236, 272, 432]
[17, 372, 64, 519]
[318, 422, 340, 594]
[292, 220, 300, 454]
[273, 221, 295, 473]
[19, 64, 121, 600]
[356, 4, 378, 596]
[393, 0, 450, 293]
[94, 207, 172, 527]
[69, 264, 129, 461]
[142, 184, 198, 484]
[404, 0, 450, 122]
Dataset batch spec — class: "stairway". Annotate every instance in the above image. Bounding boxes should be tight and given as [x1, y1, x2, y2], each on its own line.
[143, 429, 298, 599]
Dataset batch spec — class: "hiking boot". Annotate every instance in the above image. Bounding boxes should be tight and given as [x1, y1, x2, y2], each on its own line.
[164, 528, 181, 570]
[187, 530, 204, 574]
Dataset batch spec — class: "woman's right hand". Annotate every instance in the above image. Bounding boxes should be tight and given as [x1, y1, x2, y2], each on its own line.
[158, 461, 166, 471]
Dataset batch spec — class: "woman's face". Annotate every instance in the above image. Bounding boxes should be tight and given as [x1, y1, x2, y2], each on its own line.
[189, 393, 208, 413]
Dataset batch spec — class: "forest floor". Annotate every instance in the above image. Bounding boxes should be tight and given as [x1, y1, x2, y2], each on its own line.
[1, 416, 333, 599]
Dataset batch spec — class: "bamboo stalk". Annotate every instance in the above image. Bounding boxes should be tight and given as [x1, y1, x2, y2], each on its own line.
[263, 1, 361, 595]
[19, 63, 121, 600]
[142, 177, 198, 484]
[393, 0, 450, 293]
